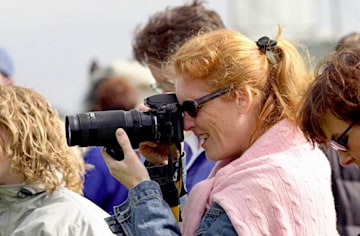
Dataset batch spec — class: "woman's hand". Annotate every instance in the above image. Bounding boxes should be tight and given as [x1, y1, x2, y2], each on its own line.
[139, 142, 180, 165]
[137, 103, 181, 165]
[101, 128, 150, 190]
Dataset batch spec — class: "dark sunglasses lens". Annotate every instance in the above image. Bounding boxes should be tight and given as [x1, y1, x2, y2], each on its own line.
[337, 136, 348, 148]
[182, 101, 197, 117]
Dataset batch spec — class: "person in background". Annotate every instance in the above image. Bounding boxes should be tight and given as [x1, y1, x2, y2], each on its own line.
[298, 35, 360, 235]
[0, 47, 15, 85]
[85, 59, 156, 111]
[91, 75, 138, 112]
[335, 32, 360, 51]
[132, 0, 225, 194]
[0, 85, 113, 235]
[82, 59, 155, 214]
[103, 28, 338, 235]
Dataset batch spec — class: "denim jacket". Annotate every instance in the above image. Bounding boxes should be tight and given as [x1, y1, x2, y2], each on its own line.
[105, 181, 237, 236]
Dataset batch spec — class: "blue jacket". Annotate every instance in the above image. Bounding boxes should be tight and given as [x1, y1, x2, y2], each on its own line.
[105, 181, 237, 235]
[83, 136, 215, 214]
[184, 146, 214, 193]
[183, 133, 215, 193]
[83, 147, 129, 214]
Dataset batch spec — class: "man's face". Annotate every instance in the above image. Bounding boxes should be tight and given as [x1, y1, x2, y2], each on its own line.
[323, 113, 360, 168]
[147, 62, 175, 93]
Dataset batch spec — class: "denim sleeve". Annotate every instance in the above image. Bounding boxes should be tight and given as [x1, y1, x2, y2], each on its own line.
[195, 203, 237, 236]
[106, 181, 181, 236]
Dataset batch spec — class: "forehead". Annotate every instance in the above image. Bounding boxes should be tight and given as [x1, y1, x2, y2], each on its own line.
[147, 63, 163, 80]
[322, 112, 350, 139]
[175, 74, 211, 102]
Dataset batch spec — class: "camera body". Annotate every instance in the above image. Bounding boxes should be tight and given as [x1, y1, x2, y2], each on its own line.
[65, 93, 184, 149]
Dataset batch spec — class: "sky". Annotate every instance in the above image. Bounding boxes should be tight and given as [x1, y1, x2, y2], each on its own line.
[0, 0, 358, 115]
[0, 0, 228, 115]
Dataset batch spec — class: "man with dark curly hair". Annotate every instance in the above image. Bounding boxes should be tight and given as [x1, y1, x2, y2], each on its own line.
[298, 34, 360, 235]
[132, 0, 225, 195]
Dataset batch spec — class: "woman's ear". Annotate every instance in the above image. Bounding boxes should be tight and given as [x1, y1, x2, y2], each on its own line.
[235, 86, 254, 114]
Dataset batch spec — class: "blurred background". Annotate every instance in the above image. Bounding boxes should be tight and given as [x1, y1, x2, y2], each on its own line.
[0, 0, 359, 115]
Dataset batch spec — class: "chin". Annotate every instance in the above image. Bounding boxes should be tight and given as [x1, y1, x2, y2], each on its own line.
[204, 150, 216, 162]
[206, 152, 229, 162]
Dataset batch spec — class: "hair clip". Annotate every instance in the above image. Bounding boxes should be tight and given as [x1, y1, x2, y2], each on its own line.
[256, 36, 277, 53]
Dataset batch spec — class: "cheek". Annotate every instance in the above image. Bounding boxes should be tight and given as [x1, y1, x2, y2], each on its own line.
[350, 143, 360, 161]
[199, 111, 221, 131]
[350, 128, 360, 158]
[204, 104, 239, 138]
[204, 116, 239, 159]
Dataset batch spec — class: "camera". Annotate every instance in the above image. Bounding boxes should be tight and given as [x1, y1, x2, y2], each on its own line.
[65, 93, 184, 150]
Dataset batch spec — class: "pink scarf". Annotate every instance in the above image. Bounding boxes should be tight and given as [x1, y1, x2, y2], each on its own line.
[181, 119, 338, 236]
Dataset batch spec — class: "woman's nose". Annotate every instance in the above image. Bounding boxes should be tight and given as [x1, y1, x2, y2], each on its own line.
[183, 113, 196, 131]
[338, 151, 354, 167]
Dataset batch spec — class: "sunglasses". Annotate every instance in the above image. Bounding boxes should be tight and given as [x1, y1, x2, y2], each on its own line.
[330, 123, 353, 152]
[181, 87, 232, 118]
[150, 80, 175, 93]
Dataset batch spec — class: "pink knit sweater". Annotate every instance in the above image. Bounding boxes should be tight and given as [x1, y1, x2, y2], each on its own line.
[181, 119, 338, 236]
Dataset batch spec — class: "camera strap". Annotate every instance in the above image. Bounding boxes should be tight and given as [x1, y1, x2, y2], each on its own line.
[144, 143, 186, 222]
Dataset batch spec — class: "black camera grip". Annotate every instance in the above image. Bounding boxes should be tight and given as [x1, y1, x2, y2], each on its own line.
[105, 146, 124, 161]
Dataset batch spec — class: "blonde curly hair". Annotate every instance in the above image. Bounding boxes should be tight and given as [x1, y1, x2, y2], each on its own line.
[0, 85, 85, 194]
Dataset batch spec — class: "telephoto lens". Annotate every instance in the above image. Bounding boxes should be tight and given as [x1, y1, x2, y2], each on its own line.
[65, 93, 184, 150]
[65, 109, 155, 148]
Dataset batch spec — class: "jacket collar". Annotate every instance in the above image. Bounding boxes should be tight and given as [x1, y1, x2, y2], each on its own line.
[0, 183, 45, 203]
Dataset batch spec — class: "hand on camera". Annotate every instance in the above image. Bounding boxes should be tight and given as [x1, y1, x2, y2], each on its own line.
[137, 103, 181, 165]
[139, 142, 180, 165]
[101, 128, 150, 190]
